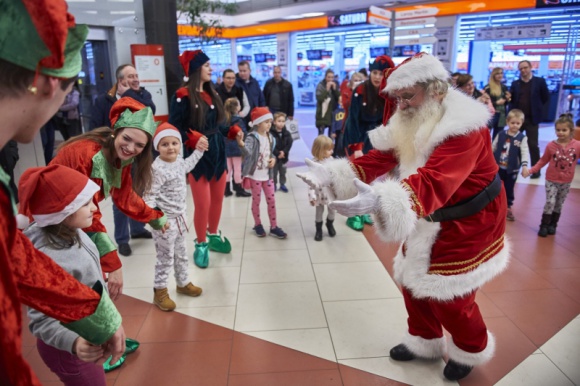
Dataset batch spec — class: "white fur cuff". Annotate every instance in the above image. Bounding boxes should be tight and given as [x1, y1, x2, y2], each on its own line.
[402, 332, 446, 359]
[448, 331, 495, 366]
[372, 179, 417, 243]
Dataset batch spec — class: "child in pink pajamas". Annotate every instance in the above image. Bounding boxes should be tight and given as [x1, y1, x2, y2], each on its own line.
[237, 107, 287, 239]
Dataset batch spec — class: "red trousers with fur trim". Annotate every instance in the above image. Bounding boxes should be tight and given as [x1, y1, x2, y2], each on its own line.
[403, 287, 488, 354]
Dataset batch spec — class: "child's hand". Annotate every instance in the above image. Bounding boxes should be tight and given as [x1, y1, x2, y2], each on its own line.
[521, 168, 530, 178]
[196, 136, 209, 151]
[331, 133, 336, 139]
[73, 337, 104, 363]
[268, 157, 276, 168]
[236, 131, 245, 147]
[310, 200, 316, 207]
[278, 151, 285, 158]
[354, 150, 363, 159]
[160, 222, 170, 234]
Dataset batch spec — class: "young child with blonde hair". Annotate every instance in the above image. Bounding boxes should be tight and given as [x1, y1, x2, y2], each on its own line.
[309, 135, 336, 241]
[523, 115, 580, 236]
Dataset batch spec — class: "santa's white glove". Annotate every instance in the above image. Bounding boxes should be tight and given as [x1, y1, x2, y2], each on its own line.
[329, 178, 380, 217]
[296, 158, 332, 190]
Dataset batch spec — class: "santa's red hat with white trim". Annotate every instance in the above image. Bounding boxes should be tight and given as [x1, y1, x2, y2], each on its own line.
[17, 165, 100, 229]
[383, 52, 449, 93]
[249, 107, 273, 127]
[153, 122, 181, 150]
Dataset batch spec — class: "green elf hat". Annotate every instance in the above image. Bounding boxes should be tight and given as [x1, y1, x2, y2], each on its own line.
[110, 97, 158, 137]
[0, 0, 88, 79]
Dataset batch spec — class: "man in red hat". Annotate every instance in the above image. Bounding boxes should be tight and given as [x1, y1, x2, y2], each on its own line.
[298, 53, 509, 381]
[0, 1, 125, 385]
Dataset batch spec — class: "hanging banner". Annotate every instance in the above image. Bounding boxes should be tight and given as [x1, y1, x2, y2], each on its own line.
[396, 7, 439, 20]
[475, 23, 551, 40]
[536, 0, 580, 9]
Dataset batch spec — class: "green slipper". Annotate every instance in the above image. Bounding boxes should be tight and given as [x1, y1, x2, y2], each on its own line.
[346, 216, 364, 231]
[124, 338, 140, 355]
[207, 231, 232, 254]
[361, 214, 374, 225]
[103, 354, 126, 372]
[194, 240, 209, 268]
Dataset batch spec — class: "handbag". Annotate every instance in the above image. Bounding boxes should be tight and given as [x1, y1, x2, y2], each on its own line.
[285, 119, 300, 140]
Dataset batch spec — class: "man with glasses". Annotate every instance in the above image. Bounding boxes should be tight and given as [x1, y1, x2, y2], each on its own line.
[509, 60, 550, 178]
[298, 53, 509, 382]
[216, 68, 250, 119]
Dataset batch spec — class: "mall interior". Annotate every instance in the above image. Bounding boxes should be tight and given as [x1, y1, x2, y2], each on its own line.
[15, 0, 580, 385]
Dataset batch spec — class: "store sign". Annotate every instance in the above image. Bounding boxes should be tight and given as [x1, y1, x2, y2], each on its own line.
[392, 45, 421, 57]
[474, 23, 551, 40]
[321, 50, 333, 58]
[368, 16, 391, 28]
[237, 55, 252, 62]
[369, 5, 392, 20]
[343, 47, 354, 58]
[395, 17, 437, 27]
[395, 27, 438, 37]
[370, 47, 388, 58]
[536, 0, 580, 8]
[396, 7, 439, 20]
[328, 12, 368, 27]
[394, 36, 438, 46]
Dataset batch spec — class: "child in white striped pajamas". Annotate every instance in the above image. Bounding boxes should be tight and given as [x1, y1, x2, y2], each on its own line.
[144, 122, 207, 311]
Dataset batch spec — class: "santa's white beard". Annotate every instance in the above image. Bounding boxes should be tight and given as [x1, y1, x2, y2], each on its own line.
[389, 98, 444, 167]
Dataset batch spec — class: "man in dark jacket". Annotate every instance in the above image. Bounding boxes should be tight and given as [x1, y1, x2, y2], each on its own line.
[216, 69, 250, 119]
[509, 60, 550, 178]
[263, 66, 294, 120]
[89, 64, 156, 256]
[89, 64, 156, 129]
[236, 61, 265, 125]
[270, 112, 293, 192]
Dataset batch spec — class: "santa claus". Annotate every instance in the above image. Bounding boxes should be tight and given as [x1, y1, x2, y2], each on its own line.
[297, 53, 510, 381]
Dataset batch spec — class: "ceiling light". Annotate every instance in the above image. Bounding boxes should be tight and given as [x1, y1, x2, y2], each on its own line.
[302, 12, 325, 17]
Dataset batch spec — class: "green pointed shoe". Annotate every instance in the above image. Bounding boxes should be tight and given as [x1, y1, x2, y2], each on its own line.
[193, 239, 209, 268]
[346, 215, 364, 231]
[103, 354, 126, 373]
[207, 231, 232, 253]
[124, 338, 140, 355]
[362, 214, 374, 225]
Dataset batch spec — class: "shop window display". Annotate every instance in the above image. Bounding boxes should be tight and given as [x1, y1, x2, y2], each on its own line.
[236, 35, 277, 88]
[179, 38, 232, 84]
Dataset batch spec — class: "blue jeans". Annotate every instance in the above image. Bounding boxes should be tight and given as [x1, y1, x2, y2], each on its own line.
[112, 203, 147, 244]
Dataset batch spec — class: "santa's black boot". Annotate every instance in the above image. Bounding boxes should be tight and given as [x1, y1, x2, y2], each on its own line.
[547, 212, 560, 235]
[443, 360, 473, 381]
[314, 222, 323, 241]
[538, 213, 551, 237]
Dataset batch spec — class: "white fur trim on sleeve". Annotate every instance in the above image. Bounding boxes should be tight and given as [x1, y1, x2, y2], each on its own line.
[402, 332, 446, 359]
[16, 214, 30, 230]
[448, 331, 495, 366]
[372, 179, 417, 243]
[325, 158, 359, 201]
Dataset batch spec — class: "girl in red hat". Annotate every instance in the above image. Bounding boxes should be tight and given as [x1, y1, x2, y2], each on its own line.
[169, 50, 241, 266]
[236, 107, 287, 239]
[19, 164, 118, 385]
[49, 97, 169, 301]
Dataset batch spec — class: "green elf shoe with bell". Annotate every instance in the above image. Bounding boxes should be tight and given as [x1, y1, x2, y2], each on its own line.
[361, 214, 374, 225]
[194, 239, 209, 268]
[346, 215, 364, 231]
[207, 231, 232, 254]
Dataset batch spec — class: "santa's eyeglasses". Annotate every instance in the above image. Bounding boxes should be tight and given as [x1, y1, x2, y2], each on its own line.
[394, 91, 419, 106]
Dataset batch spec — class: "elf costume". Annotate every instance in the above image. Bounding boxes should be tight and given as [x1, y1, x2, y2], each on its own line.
[49, 98, 167, 273]
[0, 2, 121, 385]
[169, 50, 241, 267]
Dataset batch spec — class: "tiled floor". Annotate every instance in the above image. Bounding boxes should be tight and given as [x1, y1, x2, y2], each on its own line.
[22, 110, 579, 385]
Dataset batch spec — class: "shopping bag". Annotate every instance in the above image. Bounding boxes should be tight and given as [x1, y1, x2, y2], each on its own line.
[286, 119, 300, 140]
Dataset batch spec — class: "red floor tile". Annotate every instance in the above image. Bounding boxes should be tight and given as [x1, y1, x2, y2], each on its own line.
[481, 258, 554, 293]
[229, 332, 338, 375]
[535, 267, 580, 303]
[228, 369, 343, 386]
[339, 364, 409, 386]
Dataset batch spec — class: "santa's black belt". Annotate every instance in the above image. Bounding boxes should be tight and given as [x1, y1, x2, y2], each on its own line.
[424, 174, 501, 222]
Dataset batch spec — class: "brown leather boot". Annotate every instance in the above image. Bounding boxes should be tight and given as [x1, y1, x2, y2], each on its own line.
[177, 282, 203, 297]
[154, 288, 176, 312]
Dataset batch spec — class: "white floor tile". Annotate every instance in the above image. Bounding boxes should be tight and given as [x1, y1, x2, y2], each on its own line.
[176, 306, 236, 330]
[306, 234, 377, 264]
[496, 353, 574, 386]
[323, 298, 408, 360]
[339, 357, 454, 386]
[313, 262, 401, 302]
[240, 249, 314, 284]
[245, 328, 337, 362]
[539, 317, 580, 385]
[235, 282, 327, 332]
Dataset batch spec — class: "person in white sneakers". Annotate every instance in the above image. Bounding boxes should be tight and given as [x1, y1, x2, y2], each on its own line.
[298, 53, 510, 381]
